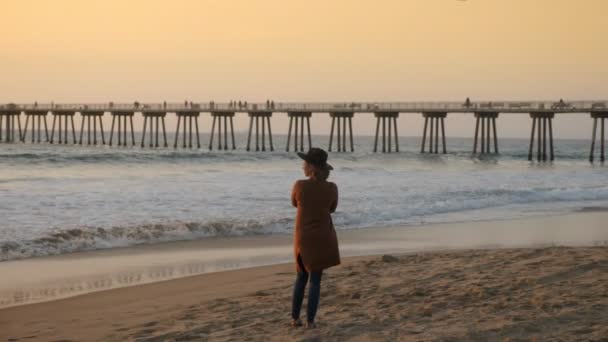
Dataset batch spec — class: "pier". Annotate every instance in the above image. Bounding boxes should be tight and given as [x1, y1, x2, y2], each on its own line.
[0, 109, 22, 143]
[209, 111, 236, 151]
[175, 111, 200, 149]
[589, 112, 608, 162]
[80, 111, 105, 145]
[1, 101, 607, 162]
[528, 112, 555, 162]
[329, 112, 355, 152]
[246, 112, 273, 152]
[286, 112, 311, 152]
[49, 111, 76, 144]
[110, 111, 137, 147]
[141, 111, 167, 148]
[421, 112, 446, 154]
[473, 112, 499, 155]
[373, 112, 399, 153]
[22, 110, 49, 143]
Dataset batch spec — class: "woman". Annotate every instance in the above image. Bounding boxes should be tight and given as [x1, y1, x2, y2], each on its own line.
[290, 147, 341, 328]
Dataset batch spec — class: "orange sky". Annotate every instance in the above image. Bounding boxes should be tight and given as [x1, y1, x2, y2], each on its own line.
[1, 0, 607, 137]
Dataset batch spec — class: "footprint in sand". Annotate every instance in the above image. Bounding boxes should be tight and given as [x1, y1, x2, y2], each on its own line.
[132, 328, 156, 338]
[143, 321, 158, 327]
[181, 313, 196, 320]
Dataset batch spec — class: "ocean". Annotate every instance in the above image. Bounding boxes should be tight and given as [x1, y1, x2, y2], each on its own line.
[1, 134, 607, 262]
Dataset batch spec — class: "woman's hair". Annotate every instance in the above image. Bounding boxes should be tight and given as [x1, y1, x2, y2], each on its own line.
[311, 164, 330, 181]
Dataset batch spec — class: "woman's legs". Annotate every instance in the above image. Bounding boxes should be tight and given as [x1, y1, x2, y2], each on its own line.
[306, 271, 323, 324]
[292, 254, 324, 324]
[291, 255, 308, 320]
[291, 271, 308, 320]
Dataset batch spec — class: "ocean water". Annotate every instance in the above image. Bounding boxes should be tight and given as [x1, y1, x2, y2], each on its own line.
[1, 133, 607, 261]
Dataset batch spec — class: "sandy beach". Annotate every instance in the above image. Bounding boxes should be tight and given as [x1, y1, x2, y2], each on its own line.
[1, 246, 607, 341]
[1, 212, 607, 341]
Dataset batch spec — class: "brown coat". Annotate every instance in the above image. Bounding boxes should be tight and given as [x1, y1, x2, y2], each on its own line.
[291, 178, 341, 272]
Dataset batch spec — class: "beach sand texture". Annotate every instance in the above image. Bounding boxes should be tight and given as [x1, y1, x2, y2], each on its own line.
[2, 246, 607, 341]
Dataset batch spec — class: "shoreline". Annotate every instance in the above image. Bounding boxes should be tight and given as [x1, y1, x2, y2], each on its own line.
[5, 199, 608, 264]
[1, 211, 608, 311]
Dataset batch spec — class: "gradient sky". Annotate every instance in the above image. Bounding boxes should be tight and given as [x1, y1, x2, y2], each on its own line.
[1, 0, 607, 138]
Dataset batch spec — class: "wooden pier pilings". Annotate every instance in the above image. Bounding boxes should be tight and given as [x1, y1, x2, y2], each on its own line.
[421, 112, 447, 154]
[0, 111, 23, 143]
[589, 112, 607, 163]
[286, 112, 312, 152]
[528, 112, 555, 162]
[373, 112, 399, 153]
[23, 110, 49, 143]
[141, 111, 167, 148]
[79, 111, 105, 145]
[174, 111, 200, 149]
[329, 112, 354, 152]
[109, 111, 136, 147]
[49, 111, 76, 144]
[473, 112, 499, 155]
[246, 112, 273, 152]
[209, 112, 236, 150]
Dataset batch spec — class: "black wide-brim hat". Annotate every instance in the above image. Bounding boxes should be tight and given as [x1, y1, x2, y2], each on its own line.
[297, 148, 333, 170]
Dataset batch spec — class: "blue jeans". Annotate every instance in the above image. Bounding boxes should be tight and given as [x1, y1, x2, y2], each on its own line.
[291, 254, 323, 323]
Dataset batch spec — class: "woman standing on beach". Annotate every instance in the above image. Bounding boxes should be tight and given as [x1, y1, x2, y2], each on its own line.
[290, 148, 341, 328]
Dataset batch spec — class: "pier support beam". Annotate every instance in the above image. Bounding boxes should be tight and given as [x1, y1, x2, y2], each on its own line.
[420, 112, 447, 154]
[528, 112, 555, 162]
[246, 112, 274, 152]
[329, 112, 355, 152]
[286, 112, 312, 152]
[373, 112, 399, 153]
[0, 111, 23, 143]
[472, 112, 499, 155]
[140, 112, 167, 148]
[589, 112, 608, 163]
[49, 111, 77, 144]
[174, 111, 201, 149]
[208, 111, 236, 151]
[23, 110, 49, 143]
[79, 111, 106, 145]
[109, 111, 137, 147]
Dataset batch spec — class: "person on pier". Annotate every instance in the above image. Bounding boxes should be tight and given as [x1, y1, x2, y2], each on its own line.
[290, 148, 340, 329]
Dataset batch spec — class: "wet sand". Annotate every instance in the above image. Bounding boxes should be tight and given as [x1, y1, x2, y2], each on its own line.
[1, 212, 608, 341]
[2, 211, 608, 310]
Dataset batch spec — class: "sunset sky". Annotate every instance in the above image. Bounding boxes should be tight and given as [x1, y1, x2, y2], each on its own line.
[1, 0, 607, 138]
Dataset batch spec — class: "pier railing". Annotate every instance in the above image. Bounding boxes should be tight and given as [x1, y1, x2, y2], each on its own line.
[2, 100, 607, 113]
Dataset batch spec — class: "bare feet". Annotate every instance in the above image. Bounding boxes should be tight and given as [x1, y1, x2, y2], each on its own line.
[291, 318, 303, 327]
